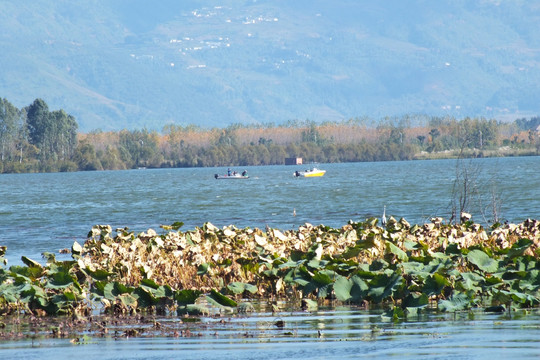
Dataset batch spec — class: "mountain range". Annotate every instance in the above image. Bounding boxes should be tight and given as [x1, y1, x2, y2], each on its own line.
[1, 0, 539, 132]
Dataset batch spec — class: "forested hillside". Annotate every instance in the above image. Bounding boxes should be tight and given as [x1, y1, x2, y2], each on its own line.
[1, 1, 539, 131]
[1, 98, 538, 173]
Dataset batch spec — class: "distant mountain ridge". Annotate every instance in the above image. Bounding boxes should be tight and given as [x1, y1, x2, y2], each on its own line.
[1, 0, 539, 132]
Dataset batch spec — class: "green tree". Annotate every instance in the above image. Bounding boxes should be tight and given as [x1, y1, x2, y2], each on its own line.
[25, 99, 78, 161]
[73, 142, 102, 171]
[26, 98, 50, 157]
[99, 146, 127, 170]
[118, 129, 159, 168]
[0, 98, 19, 161]
[49, 110, 78, 160]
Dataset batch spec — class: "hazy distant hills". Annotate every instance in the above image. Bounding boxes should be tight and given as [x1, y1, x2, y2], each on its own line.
[1, 0, 539, 132]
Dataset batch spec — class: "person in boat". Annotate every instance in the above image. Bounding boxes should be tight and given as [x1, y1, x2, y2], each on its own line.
[227, 168, 231, 176]
[242, 170, 247, 176]
[295, 170, 300, 177]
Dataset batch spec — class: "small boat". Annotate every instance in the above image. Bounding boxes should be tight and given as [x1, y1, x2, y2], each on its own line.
[293, 167, 326, 177]
[214, 170, 249, 179]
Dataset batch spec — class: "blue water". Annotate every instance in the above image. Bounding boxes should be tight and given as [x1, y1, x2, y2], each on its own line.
[1, 157, 539, 266]
[1, 306, 539, 359]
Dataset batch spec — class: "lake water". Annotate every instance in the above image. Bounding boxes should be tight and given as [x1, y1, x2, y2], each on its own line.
[1, 305, 540, 360]
[1, 156, 539, 266]
[1, 156, 540, 359]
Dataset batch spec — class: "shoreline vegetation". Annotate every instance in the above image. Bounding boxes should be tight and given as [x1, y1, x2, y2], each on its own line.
[1, 215, 539, 340]
[1, 98, 540, 173]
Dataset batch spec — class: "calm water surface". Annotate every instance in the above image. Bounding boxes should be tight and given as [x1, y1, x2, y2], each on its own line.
[1, 157, 539, 265]
[1, 306, 539, 360]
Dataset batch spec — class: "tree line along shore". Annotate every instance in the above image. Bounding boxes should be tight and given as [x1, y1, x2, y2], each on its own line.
[1, 97, 539, 173]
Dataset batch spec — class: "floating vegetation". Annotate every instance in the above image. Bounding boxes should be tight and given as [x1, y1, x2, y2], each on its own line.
[1, 216, 539, 327]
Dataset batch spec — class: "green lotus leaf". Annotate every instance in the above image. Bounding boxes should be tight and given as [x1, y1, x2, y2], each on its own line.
[21, 256, 42, 269]
[525, 269, 540, 285]
[332, 258, 358, 273]
[208, 289, 237, 307]
[62, 290, 78, 302]
[504, 290, 539, 306]
[118, 293, 138, 309]
[333, 276, 353, 302]
[340, 245, 363, 259]
[171, 222, 184, 230]
[293, 277, 310, 287]
[403, 240, 418, 251]
[403, 292, 429, 308]
[409, 255, 432, 265]
[86, 268, 114, 281]
[133, 286, 157, 307]
[317, 283, 332, 298]
[103, 283, 117, 300]
[301, 298, 318, 311]
[46, 270, 75, 289]
[484, 275, 503, 287]
[424, 257, 453, 274]
[466, 249, 499, 273]
[217, 259, 232, 268]
[307, 259, 322, 269]
[197, 263, 209, 276]
[385, 241, 408, 261]
[423, 273, 450, 296]
[438, 292, 472, 312]
[104, 281, 134, 300]
[501, 269, 528, 281]
[369, 259, 389, 272]
[27, 266, 46, 280]
[264, 268, 279, 278]
[444, 243, 463, 256]
[505, 238, 533, 260]
[227, 282, 258, 295]
[350, 275, 369, 301]
[457, 272, 483, 292]
[140, 278, 160, 290]
[312, 270, 335, 286]
[368, 273, 403, 302]
[154, 285, 173, 298]
[50, 293, 69, 306]
[91, 281, 107, 297]
[0, 283, 19, 303]
[19, 284, 38, 300]
[400, 262, 429, 277]
[175, 289, 202, 306]
[354, 271, 374, 283]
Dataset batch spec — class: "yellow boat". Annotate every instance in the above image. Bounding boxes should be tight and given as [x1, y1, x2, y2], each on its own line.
[293, 167, 326, 177]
